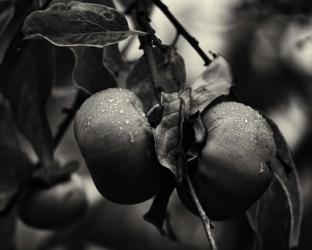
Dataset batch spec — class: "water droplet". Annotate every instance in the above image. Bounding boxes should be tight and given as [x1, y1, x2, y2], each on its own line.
[119, 110, 124, 114]
[108, 98, 115, 103]
[259, 163, 265, 174]
[125, 120, 130, 124]
[119, 126, 123, 130]
[129, 134, 135, 143]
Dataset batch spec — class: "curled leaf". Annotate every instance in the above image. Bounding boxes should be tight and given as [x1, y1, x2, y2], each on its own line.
[188, 55, 232, 115]
[23, 1, 145, 47]
[71, 47, 117, 94]
[154, 90, 190, 180]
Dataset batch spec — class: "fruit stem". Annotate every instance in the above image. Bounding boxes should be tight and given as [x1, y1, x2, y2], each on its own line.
[185, 173, 218, 250]
[152, 0, 213, 66]
[53, 90, 88, 149]
[135, 0, 162, 105]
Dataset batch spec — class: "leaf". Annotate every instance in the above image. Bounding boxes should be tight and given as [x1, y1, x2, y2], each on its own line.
[247, 174, 292, 250]
[0, 97, 34, 214]
[143, 181, 175, 235]
[118, 0, 152, 10]
[71, 46, 117, 94]
[0, 1, 15, 37]
[247, 117, 302, 250]
[0, 96, 19, 149]
[265, 117, 302, 248]
[103, 44, 129, 73]
[54, 46, 75, 88]
[188, 55, 232, 115]
[127, 46, 186, 112]
[154, 90, 190, 180]
[23, 1, 145, 47]
[147, 104, 163, 128]
[1, 39, 55, 169]
[0, 0, 35, 66]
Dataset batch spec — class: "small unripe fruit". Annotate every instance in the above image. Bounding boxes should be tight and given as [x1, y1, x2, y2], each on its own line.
[18, 174, 88, 230]
[74, 88, 168, 204]
[178, 102, 276, 220]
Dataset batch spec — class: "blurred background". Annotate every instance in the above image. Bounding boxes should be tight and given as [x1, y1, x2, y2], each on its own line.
[3, 0, 312, 249]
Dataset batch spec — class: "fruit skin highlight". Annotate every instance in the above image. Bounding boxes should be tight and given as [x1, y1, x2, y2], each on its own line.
[74, 88, 169, 204]
[178, 101, 276, 220]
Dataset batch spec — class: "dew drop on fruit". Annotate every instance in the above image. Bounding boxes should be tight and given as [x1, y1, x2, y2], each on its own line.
[119, 110, 124, 114]
[125, 120, 130, 124]
[108, 98, 115, 103]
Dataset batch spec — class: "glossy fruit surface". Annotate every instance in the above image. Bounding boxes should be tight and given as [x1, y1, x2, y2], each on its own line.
[74, 88, 168, 204]
[18, 174, 88, 230]
[178, 102, 276, 220]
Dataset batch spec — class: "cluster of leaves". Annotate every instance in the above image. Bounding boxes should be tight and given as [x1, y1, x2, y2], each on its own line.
[0, 0, 303, 249]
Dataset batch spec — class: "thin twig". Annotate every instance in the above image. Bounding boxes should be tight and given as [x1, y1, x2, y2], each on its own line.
[135, 0, 162, 104]
[186, 173, 218, 250]
[53, 90, 87, 149]
[152, 0, 213, 66]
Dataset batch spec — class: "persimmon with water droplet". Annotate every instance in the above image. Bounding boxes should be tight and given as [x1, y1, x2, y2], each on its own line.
[178, 102, 276, 220]
[74, 88, 169, 204]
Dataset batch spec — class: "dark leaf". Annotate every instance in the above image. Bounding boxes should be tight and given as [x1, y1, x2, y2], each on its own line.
[0, 1, 15, 37]
[118, 0, 152, 11]
[71, 46, 117, 94]
[54, 46, 75, 88]
[1, 39, 55, 169]
[154, 90, 190, 179]
[0, 96, 19, 149]
[0, 0, 35, 66]
[247, 117, 302, 250]
[103, 44, 129, 73]
[143, 181, 175, 235]
[0, 97, 34, 214]
[188, 55, 232, 115]
[247, 173, 292, 250]
[265, 117, 302, 248]
[23, 1, 145, 47]
[147, 104, 163, 128]
[127, 46, 186, 112]
[79, 0, 115, 8]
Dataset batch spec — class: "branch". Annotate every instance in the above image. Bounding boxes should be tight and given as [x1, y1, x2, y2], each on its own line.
[53, 90, 88, 149]
[152, 0, 212, 66]
[186, 173, 218, 250]
[135, 0, 162, 104]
